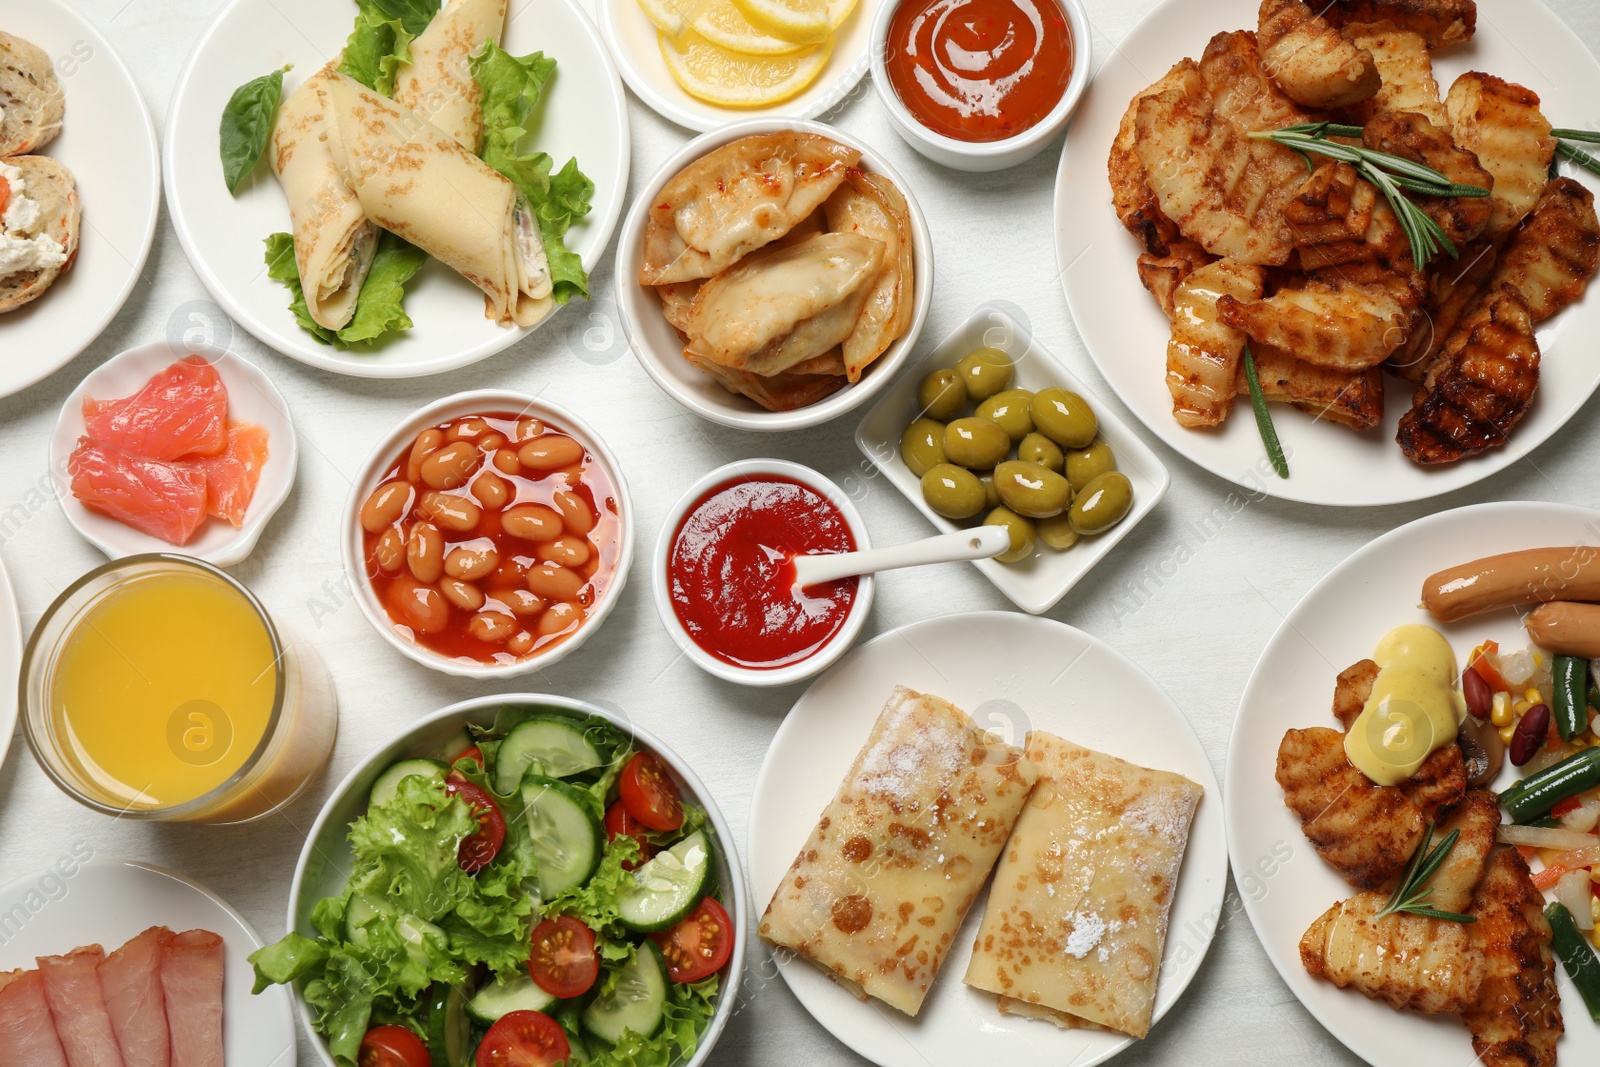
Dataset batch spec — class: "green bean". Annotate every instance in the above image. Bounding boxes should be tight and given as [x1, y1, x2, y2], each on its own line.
[1545, 902, 1600, 1021]
[1554, 655, 1587, 741]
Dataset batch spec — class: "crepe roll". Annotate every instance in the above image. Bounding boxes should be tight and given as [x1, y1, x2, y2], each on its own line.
[269, 65, 379, 331]
[317, 72, 552, 327]
[759, 686, 1038, 1016]
[393, 0, 507, 152]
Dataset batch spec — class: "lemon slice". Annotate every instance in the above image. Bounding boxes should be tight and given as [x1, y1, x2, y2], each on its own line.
[660, 30, 832, 107]
[637, 0, 700, 38]
[826, 0, 858, 31]
[728, 0, 830, 45]
[692, 0, 808, 56]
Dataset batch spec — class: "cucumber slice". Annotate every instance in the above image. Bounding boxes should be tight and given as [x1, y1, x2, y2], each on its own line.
[435, 729, 476, 762]
[369, 758, 448, 808]
[581, 943, 668, 1045]
[466, 970, 556, 1025]
[494, 716, 605, 794]
[616, 831, 712, 933]
[342, 893, 395, 948]
[520, 776, 604, 897]
[424, 980, 475, 1067]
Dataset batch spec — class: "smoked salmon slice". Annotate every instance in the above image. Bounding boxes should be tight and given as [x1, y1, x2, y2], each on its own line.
[97, 928, 170, 1067]
[82, 356, 228, 461]
[0, 968, 71, 1067]
[158, 930, 223, 1067]
[37, 946, 127, 1067]
[68, 440, 208, 546]
[175, 421, 269, 528]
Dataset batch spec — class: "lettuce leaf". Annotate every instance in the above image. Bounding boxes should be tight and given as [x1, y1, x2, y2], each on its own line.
[338, 0, 434, 96]
[263, 231, 426, 348]
[264, 232, 336, 344]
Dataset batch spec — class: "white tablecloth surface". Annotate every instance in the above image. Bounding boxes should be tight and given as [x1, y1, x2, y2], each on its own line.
[3, 1, 1598, 1064]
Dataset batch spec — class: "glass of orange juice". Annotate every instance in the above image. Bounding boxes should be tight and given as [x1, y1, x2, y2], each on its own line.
[21, 554, 338, 823]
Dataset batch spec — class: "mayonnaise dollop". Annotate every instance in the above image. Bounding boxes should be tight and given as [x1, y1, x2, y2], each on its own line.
[1344, 624, 1468, 786]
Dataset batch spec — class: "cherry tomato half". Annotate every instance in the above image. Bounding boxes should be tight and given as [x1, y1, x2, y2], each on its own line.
[358, 1025, 430, 1067]
[456, 745, 485, 767]
[604, 801, 658, 869]
[618, 752, 683, 833]
[475, 1010, 570, 1067]
[445, 778, 506, 872]
[651, 898, 733, 983]
[528, 915, 599, 999]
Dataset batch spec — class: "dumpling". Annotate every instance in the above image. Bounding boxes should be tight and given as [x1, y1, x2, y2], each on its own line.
[686, 352, 847, 412]
[823, 170, 915, 382]
[641, 132, 861, 285]
[682, 232, 884, 377]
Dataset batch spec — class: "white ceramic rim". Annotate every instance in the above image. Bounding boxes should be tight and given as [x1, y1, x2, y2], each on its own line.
[614, 117, 934, 431]
[284, 693, 746, 1067]
[0, 555, 20, 777]
[650, 459, 875, 687]
[867, 0, 1092, 163]
[340, 390, 634, 678]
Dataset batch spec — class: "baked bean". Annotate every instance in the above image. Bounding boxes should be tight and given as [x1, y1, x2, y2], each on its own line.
[420, 442, 481, 490]
[449, 417, 491, 440]
[407, 523, 445, 583]
[374, 527, 405, 575]
[360, 481, 413, 533]
[497, 588, 545, 616]
[552, 490, 597, 535]
[470, 471, 512, 511]
[388, 579, 449, 635]
[407, 428, 444, 482]
[513, 417, 545, 444]
[445, 540, 500, 581]
[526, 561, 584, 600]
[537, 601, 582, 637]
[440, 578, 485, 612]
[418, 490, 482, 533]
[518, 435, 584, 471]
[537, 535, 591, 569]
[478, 432, 507, 452]
[507, 631, 536, 656]
[502, 504, 564, 542]
[468, 610, 516, 643]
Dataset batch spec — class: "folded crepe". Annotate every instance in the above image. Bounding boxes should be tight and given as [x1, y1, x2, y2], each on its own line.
[317, 72, 552, 327]
[269, 64, 379, 331]
[393, 0, 507, 152]
[963, 732, 1202, 1039]
[759, 686, 1039, 1016]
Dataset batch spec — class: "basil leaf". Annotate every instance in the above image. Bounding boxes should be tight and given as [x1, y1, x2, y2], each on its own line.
[219, 65, 288, 195]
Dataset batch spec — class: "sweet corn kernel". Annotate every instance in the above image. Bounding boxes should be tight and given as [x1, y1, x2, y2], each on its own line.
[1492, 692, 1515, 727]
[1499, 723, 1517, 744]
[1592, 895, 1600, 928]
[1514, 699, 1533, 716]
[1526, 687, 1544, 704]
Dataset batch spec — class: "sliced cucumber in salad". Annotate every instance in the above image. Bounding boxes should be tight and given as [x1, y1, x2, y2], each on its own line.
[424, 979, 475, 1067]
[368, 758, 447, 807]
[466, 969, 555, 1024]
[521, 776, 605, 897]
[582, 942, 668, 1045]
[617, 830, 712, 933]
[493, 716, 606, 794]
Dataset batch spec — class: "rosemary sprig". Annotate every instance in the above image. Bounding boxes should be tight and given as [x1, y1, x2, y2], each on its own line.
[1548, 130, 1600, 180]
[1376, 822, 1476, 923]
[1242, 341, 1288, 479]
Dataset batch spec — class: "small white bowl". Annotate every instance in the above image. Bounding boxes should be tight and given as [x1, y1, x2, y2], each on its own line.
[49, 341, 297, 567]
[869, 0, 1092, 172]
[616, 118, 933, 432]
[652, 459, 875, 687]
[342, 390, 634, 679]
[287, 693, 747, 1067]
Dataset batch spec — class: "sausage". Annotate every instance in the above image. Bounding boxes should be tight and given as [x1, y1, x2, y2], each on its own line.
[1421, 547, 1600, 622]
[1525, 601, 1600, 659]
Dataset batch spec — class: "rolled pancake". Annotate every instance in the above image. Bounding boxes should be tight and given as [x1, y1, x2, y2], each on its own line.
[759, 686, 1039, 1016]
[318, 72, 552, 327]
[963, 732, 1202, 1039]
[269, 65, 379, 331]
[393, 0, 507, 152]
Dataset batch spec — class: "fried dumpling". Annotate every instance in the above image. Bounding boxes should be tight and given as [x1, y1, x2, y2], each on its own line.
[685, 351, 847, 412]
[641, 132, 860, 285]
[823, 170, 914, 382]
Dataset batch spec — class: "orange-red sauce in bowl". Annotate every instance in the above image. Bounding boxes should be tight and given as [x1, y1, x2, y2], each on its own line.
[884, 0, 1074, 143]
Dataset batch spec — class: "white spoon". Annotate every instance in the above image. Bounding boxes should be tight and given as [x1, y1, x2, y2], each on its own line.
[791, 525, 1013, 591]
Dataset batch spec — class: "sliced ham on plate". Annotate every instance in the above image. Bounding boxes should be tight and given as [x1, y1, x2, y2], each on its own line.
[0, 968, 71, 1067]
[37, 945, 127, 1067]
[96, 928, 170, 1067]
[157, 930, 223, 1067]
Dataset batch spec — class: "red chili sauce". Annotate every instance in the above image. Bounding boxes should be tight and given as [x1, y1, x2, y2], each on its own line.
[667, 476, 858, 670]
[884, 0, 1074, 143]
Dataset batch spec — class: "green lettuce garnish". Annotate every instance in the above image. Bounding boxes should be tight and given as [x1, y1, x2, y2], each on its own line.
[264, 232, 427, 348]
[338, 0, 439, 96]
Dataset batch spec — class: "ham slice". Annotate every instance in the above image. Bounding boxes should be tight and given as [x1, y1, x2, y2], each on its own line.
[157, 930, 223, 1067]
[0, 968, 71, 1067]
[36, 946, 127, 1067]
[96, 928, 170, 1067]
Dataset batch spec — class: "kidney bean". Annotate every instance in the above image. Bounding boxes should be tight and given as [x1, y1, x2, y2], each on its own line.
[1463, 667, 1493, 721]
[1510, 703, 1552, 766]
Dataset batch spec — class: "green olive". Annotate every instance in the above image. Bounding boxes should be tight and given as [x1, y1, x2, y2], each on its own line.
[1032, 388, 1098, 449]
[954, 348, 1014, 402]
[917, 368, 967, 421]
[1017, 432, 1064, 472]
[1037, 514, 1079, 551]
[978, 472, 1000, 509]
[900, 418, 946, 477]
[983, 506, 1036, 564]
[920, 464, 986, 519]
[976, 389, 1035, 443]
[1065, 437, 1117, 492]
[993, 459, 1073, 519]
[942, 417, 1011, 469]
[1068, 471, 1134, 535]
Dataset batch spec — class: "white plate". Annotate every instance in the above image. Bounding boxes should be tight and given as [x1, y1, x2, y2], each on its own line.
[1054, 0, 1600, 506]
[164, 0, 629, 379]
[0, 858, 296, 1067]
[1226, 501, 1600, 1067]
[48, 341, 297, 566]
[0, 553, 20, 773]
[599, 0, 876, 133]
[749, 611, 1227, 1067]
[854, 303, 1169, 613]
[0, 0, 160, 400]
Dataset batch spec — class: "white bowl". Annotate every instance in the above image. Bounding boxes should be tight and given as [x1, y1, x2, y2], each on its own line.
[49, 341, 297, 567]
[342, 390, 634, 679]
[868, 0, 1091, 172]
[616, 118, 933, 432]
[854, 301, 1169, 614]
[287, 693, 747, 1067]
[652, 459, 875, 686]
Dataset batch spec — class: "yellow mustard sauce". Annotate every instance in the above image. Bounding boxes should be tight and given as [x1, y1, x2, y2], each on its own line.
[1344, 624, 1468, 785]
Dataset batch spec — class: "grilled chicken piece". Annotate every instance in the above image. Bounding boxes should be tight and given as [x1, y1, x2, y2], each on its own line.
[1446, 73, 1555, 240]
[1258, 0, 1381, 108]
[1137, 241, 1215, 319]
[1285, 162, 1408, 270]
[1398, 744, 1467, 822]
[1343, 21, 1447, 127]
[1364, 111, 1495, 247]
[1388, 239, 1498, 381]
[1277, 726, 1425, 889]
[1332, 659, 1381, 729]
[1301, 892, 1485, 1012]
[1109, 62, 1190, 255]
[1323, 0, 1476, 49]
[1199, 29, 1317, 132]
[1420, 788, 1500, 913]
[1217, 273, 1419, 370]
[1244, 343, 1385, 430]
[1397, 286, 1539, 464]
[1488, 176, 1600, 323]
[1164, 259, 1265, 427]
[1462, 849, 1562, 1067]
